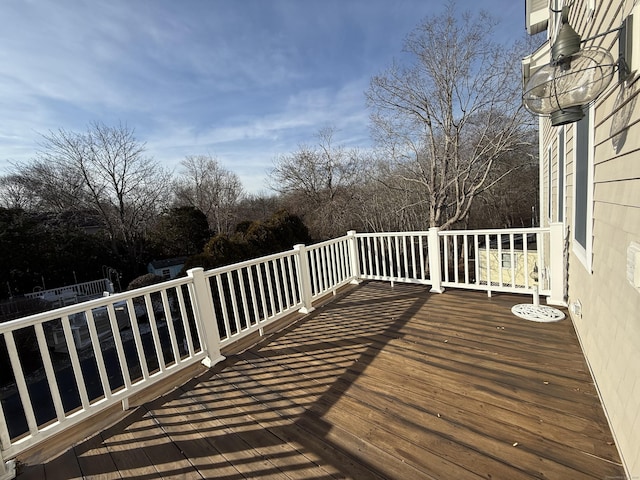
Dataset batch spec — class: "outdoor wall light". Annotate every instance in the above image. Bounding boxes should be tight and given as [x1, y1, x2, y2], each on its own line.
[523, 6, 633, 126]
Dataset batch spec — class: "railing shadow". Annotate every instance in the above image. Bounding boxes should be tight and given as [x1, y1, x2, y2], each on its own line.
[259, 280, 432, 477]
[17, 281, 431, 479]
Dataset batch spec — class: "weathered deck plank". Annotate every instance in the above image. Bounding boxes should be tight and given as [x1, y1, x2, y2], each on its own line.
[16, 281, 624, 479]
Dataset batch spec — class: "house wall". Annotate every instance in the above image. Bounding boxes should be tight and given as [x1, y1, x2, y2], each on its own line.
[478, 250, 539, 288]
[534, 1, 640, 476]
[148, 263, 184, 280]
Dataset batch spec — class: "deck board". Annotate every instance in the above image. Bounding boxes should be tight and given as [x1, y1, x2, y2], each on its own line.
[43, 448, 82, 480]
[15, 281, 625, 479]
[73, 433, 122, 480]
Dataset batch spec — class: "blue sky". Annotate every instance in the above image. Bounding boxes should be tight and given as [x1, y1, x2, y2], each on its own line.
[0, 0, 527, 193]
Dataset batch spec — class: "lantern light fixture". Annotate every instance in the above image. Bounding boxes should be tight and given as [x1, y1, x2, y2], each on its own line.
[523, 6, 634, 126]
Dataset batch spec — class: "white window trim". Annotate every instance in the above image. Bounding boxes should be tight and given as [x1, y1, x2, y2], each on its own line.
[572, 106, 594, 273]
[501, 253, 512, 269]
[547, 144, 553, 223]
[537, 117, 545, 227]
[556, 126, 566, 224]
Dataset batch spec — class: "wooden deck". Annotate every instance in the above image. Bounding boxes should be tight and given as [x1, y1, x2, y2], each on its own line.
[16, 281, 624, 479]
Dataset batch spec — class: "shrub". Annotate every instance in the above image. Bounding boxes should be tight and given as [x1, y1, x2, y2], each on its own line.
[127, 273, 164, 291]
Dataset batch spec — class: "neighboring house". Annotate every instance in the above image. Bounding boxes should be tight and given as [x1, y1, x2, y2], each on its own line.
[147, 257, 187, 280]
[477, 234, 539, 288]
[524, 0, 640, 477]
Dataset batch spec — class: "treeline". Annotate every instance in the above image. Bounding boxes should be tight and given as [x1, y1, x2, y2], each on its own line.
[0, 187, 310, 300]
[0, 123, 536, 300]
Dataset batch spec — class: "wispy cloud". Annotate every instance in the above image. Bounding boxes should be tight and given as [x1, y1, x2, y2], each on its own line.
[0, 0, 528, 192]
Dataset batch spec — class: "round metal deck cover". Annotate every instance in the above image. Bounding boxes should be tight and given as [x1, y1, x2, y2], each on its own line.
[511, 304, 566, 322]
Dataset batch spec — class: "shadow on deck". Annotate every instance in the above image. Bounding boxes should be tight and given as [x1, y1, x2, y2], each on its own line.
[17, 281, 624, 479]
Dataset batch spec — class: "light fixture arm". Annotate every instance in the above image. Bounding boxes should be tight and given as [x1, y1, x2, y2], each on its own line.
[576, 26, 631, 81]
[579, 26, 624, 44]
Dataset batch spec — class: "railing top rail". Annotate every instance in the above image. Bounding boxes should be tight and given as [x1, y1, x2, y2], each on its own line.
[0, 275, 193, 334]
[62, 278, 110, 288]
[202, 248, 297, 278]
[438, 227, 550, 235]
[354, 228, 549, 238]
[305, 235, 350, 250]
[355, 231, 430, 238]
[201, 236, 352, 280]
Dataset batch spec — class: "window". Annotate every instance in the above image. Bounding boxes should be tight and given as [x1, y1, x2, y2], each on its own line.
[557, 127, 565, 223]
[162, 268, 171, 280]
[573, 106, 593, 271]
[501, 253, 512, 269]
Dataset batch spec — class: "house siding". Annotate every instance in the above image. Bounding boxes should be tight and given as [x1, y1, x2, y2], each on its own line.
[478, 250, 539, 288]
[529, 0, 640, 476]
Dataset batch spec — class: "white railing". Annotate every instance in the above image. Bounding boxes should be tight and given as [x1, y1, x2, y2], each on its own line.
[439, 228, 550, 295]
[0, 225, 566, 478]
[355, 231, 433, 285]
[352, 225, 565, 301]
[204, 249, 303, 349]
[306, 235, 355, 300]
[24, 279, 114, 306]
[0, 273, 209, 473]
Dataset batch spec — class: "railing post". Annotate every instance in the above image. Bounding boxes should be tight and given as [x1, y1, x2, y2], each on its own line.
[428, 227, 444, 293]
[0, 452, 16, 480]
[547, 222, 567, 306]
[0, 374, 15, 479]
[347, 231, 362, 284]
[294, 244, 315, 314]
[187, 267, 225, 368]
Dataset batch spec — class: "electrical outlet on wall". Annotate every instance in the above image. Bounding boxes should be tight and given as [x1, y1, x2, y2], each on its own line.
[570, 299, 583, 318]
[627, 241, 640, 291]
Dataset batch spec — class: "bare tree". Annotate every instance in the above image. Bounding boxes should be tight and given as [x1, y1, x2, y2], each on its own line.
[0, 174, 40, 210]
[468, 139, 539, 228]
[5, 158, 87, 213]
[14, 122, 171, 259]
[353, 157, 431, 232]
[366, 4, 533, 230]
[235, 193, 283, 225]
[269, 127, 364, 239]
[173, 155, 244, 235]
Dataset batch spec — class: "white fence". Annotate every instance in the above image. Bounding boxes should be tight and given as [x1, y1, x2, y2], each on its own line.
[306, 235, 355, 300]
[0, 226, 565, 478]
[0, 275, 207, 469]
[439, 228, 550, 295]
[354, 225, 565, 301]
[356, 231, 433, 285]
[205, 249, 304, 349]
[24, 279, 114, 306]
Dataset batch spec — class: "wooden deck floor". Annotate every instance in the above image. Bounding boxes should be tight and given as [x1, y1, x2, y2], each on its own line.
[17, 281, 624, 479]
